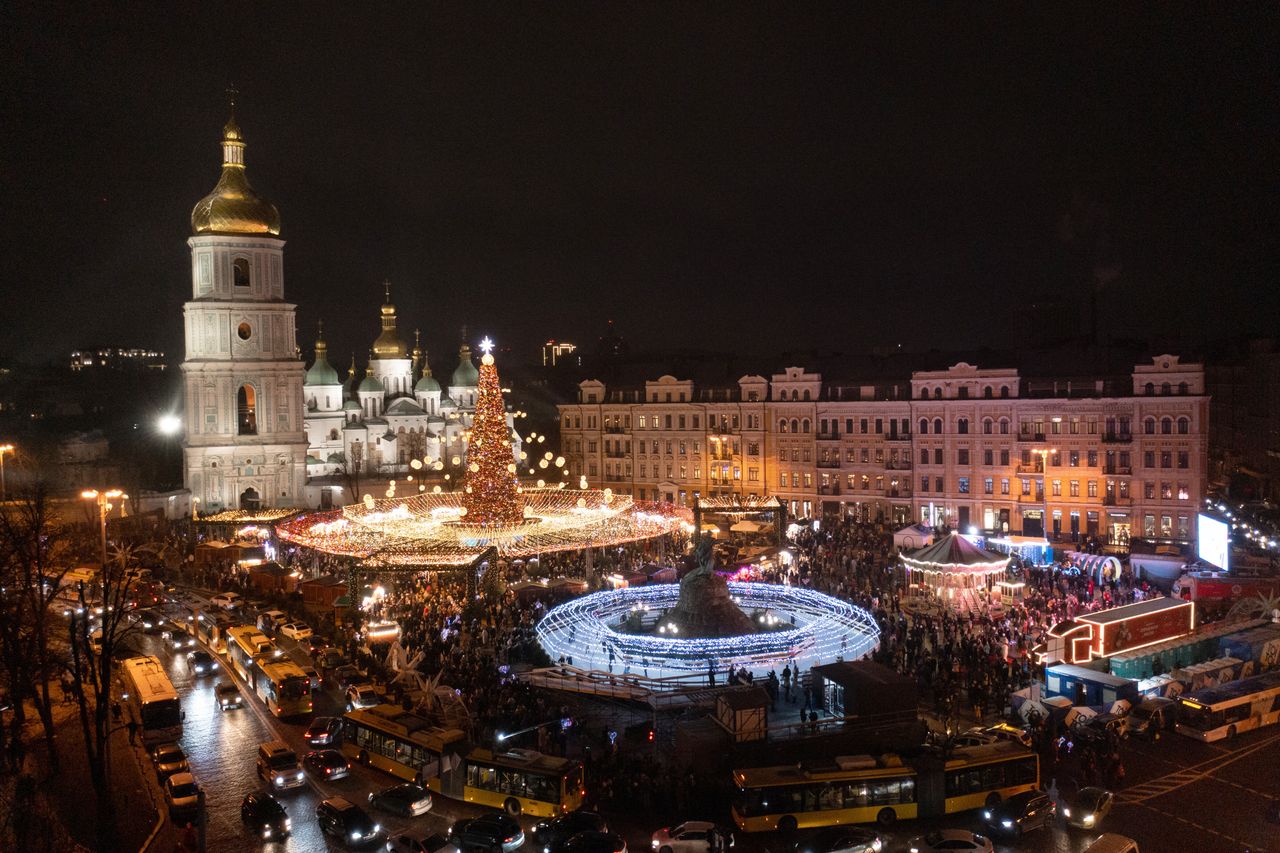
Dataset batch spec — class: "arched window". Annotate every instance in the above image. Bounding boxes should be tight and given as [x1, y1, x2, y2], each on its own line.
[933, 387, 942, 399]
[790, 418, 799, 433]
[919, 387, 929, 400]
[1144, 417, 1156, 435]
[957, 418, 969, 434]
[237, 385, 257, 435]
[1161, 417, 1172, 435]
[983, 386, 993, 398]
[1178, 382, 1189, 395]
[919, 418, 929, 435]
[328, 428, 339, 440]
[1144, 382, 1155, 395]
[233, 258, 250, 288]
[778, 419, 788, 433]
[802, 389, 811, 401]
[1162, 382, 1172, 396]
[933, 418, 943, 434]
[1177, 417, 1190, 434]
[801, 419, 811, 434]
[983, 418, 993, 434]
[999, 418, 1010, 434]
[1000, 386, 1010, 398]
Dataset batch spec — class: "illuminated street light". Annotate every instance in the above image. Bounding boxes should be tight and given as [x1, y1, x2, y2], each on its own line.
[82, 488, 126, 568]
[157, 414, 182, 436]
[0, 443, 13, 502]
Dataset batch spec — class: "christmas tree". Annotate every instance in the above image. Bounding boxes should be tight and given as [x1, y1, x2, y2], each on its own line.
[462, 338, 524, 525]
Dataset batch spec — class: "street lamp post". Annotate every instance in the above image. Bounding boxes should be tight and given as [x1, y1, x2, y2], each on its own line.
[0, 443, 13, 502]
[81, 489, 125, 568]
[1032, 448, 1056, 541]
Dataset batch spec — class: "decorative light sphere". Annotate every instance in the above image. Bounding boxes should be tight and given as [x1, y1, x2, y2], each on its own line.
[363, 494, 374, 508]
[433, 485, 442, 493]
[482, 353, 494, 366]
[555, 456, 565, 467]
[469, 462, 480, 473]
[507, 463, 517, 473]
[539, 459, 549, 469]
[452, 456, 461, 465]
[536, 479, 545, 488]
[458, 507, 468, 516]
[544, 451, 553, 460]
[410, 459, 422, 470]
[537, 435, 545, 443]
[577, 498, 587, 508]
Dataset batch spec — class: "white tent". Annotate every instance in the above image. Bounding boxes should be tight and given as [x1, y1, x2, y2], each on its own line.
[893, 523, 935, 551]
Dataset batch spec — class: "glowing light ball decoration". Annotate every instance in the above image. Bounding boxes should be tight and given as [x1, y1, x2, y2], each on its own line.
[461, 338, 524, 525]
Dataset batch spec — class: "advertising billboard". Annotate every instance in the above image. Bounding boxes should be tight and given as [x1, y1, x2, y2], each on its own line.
[1087, 599, 1196, 658]
[1197, 513, 1230, 571]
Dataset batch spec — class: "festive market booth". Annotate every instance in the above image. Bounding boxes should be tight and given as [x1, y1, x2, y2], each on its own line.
[247, 561, 294, 595]
[984, 535, 1054, 567]
[900, 532, 1011, 611]
[892, 523, 935, 552]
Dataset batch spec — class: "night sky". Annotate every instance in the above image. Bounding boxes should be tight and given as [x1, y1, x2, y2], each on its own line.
[4, 5, 1277, 368]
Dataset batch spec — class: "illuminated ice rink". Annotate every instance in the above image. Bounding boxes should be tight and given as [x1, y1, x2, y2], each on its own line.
[535, 582, 880, 682]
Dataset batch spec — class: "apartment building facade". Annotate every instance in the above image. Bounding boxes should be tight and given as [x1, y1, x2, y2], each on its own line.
[558, 355, 1209, 545]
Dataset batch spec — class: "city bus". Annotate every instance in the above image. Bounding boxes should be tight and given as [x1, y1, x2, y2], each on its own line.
[342, 705, 585, 817]
[225, 626, 313, 717]
[120, 655, 183, 746]
[732, 741, 1038, 831]
[1175, 669, 1280, 742]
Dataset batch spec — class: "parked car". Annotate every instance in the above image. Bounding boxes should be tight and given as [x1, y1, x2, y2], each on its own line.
[305, 748, 352, 781]
[1128, 696, 1178, 740]
[317, 647, 347, 672]
[794, 827, 883, 853]
[316, 796, 382, 847]
[210, 591, 243, 610]
[258, 609, 288, 633]
[451, 814, 525, 852]
[164, 772, 202, 818]
[241, 791, 291, 840]
[309, 635, 332, 657]
[906, 830, 993, 853]
[161, 622, 196, 651]
[150, 742, 189, 779]
[305, 715, 343, 746]
[368, 782, 433, 817]
[560, 832, 625, 853]
[982, 791, 1055, 839]
[332, 664, 367, 691]
[1063, 787, 1115, 830]
[215, 681, 244, 710]
[346, 683, 380, 711]
[532, 810, 608, 853]
[257, 741, 306, 790]
[388, 833, 459, 853]
[302, 664, 322, 692]
[279, 622, 313, 641]
[187, 650, 218, 676]
[651, 822, 732, 853]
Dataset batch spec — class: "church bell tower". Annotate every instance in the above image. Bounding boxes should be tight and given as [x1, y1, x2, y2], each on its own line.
[181, 96, 308, 511]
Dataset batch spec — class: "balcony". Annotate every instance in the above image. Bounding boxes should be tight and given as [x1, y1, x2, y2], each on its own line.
[1103, 495, 1133, 507]
[884, 460, 912, 470]
[1103, 465, 1132, 476]
[816, 459, 841, 469]
[603, 425, 627, 434]
[1102, 432, 1133, 444]
[816, 432, 841, 441]
[1017, 433, 1048, 442]
[886, 489, 912, 499]
[1014, 463, 1045, 475]
[707, 451, 734, 462]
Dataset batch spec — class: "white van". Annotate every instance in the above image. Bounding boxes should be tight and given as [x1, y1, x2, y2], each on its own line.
[1083, 834, 1139, 853]
[256, 741, 305, 790]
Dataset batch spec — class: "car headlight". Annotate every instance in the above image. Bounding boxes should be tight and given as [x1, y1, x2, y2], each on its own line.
[1001, 819, 1013, 828]
[652, 842, 660, 849]
[263, 828, 272, 838]
[352, 831, 362, 841]
[871, 841, 881, 853]
[274, 777, 284, 786]
[982, 810, 992, 820]
[374, 824, 381, 833]
[1084, 814, 1095, 825]
[1062, 807, 1071, 818]
[285, 818, 291, 828]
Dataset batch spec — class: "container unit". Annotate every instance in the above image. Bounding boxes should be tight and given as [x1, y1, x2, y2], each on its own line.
[1219, 625, 1280, 674]
[1171, 657, 1243, 692]
[1108, 619, 1264, 681]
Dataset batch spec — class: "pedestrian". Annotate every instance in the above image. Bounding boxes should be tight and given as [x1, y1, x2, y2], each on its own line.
[111, 701, 122, 722]
[179, 822, 197, 852]
[127, 719, 138, 744]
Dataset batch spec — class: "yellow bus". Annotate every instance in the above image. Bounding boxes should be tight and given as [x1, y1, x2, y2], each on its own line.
[225, 626, 313, 717]
[732, 741, 1038, 831]
[342, 705, 585, 817]
[120, 655, 183, 746]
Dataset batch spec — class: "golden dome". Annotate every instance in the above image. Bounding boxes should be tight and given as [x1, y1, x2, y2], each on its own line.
[190, 108, 280, 236]
[371, 281, 407, 358]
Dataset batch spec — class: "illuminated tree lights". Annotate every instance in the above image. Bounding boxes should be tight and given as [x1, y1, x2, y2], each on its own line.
[462, 347, 524, 526]
[535, 582, 880, 681]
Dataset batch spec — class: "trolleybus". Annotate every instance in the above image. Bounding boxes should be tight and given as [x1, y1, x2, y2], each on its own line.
[1176, 669, 1280, 741]
[225, 626, 313, 717]
[120, 655, 183, 746]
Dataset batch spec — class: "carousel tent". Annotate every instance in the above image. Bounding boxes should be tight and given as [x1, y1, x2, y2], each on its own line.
[893, 523, 935, 551]
[900, 532, 1010, 611]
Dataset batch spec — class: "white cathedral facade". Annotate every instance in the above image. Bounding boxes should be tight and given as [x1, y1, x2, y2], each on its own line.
[181, 107, 516, 512]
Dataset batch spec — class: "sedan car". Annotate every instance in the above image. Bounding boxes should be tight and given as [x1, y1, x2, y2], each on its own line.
[130, 608, 166, 633]
[651, 822, 731, 853]
[388, 832, 459, 853]
[906, 830, 993, 853]
[981, 791, 1055, 839]
[305, 748, 352, 781]
[309, 635, 332, 657]
[368, 782, 433, 817]
[161, 623, 196, 652]
[451, 814, 525, 853]
[241, 791, 291, 840]
[1063, 786, 1114, 830]
[210, 591, 243, 610]
[346, 684, 380, 711]
[187, 649, 219, 676]
[150, 741, 190, 779]
[279, 622, 313, 641]
[532, 811, 608, 853]
[164, 772, 202, 818]
[794, 827, 883, 853]
[561, 832, 626, 853]
[332, 665, 368, 691]
[215, 681, 244, 710]
[316, 796, 382, 847]
[306, 715, 344, 747]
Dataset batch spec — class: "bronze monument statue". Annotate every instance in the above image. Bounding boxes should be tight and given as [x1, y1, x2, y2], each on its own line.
[665, 537, 758, 637]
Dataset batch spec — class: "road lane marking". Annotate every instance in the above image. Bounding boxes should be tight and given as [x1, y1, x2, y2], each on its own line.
[1117, 732, 1280, 804]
